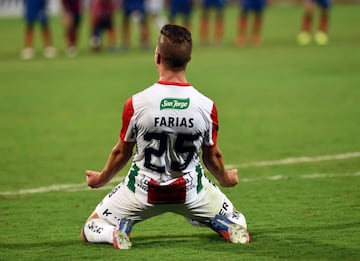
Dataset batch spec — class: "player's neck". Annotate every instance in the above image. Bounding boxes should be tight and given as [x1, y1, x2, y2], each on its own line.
[158, 70, 187, 84]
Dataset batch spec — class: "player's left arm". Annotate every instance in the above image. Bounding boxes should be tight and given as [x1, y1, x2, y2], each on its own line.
[86, 139, 135, 188]
[201, 102, 238, 187]
[202, 145, 239, 187]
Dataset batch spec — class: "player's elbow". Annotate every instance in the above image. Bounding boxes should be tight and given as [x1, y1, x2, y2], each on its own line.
[111, 147, 132, 161]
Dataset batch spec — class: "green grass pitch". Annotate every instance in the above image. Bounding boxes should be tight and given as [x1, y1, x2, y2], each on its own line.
[0, 5, 360, 261]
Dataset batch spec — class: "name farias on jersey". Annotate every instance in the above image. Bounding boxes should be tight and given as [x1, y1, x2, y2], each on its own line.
[155, 97, 193, 128]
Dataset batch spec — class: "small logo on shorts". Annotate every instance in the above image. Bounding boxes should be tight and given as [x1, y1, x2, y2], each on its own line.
[160, 98, 190, 110]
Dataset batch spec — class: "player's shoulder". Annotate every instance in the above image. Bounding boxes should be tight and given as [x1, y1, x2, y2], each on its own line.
[190, 86, 215, 105]
[128, 83, 160, 106]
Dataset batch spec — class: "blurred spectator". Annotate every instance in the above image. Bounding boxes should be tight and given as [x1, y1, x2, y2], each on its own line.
[297, 0, 331, 46]
[61, 0, 82, 57]
[21, 0, 57, 60]
[167, 0, 194, 31]
[236, 0, 267, 47]
[199, 0, 226, 45]
[89, 0, 117, 52]
[121, 0, 150, 50]
[145, 0, 168, 30]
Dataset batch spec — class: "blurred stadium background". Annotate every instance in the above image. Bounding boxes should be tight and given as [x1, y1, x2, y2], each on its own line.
[0, 0, 359, 260]
[1, 0, 359, 17]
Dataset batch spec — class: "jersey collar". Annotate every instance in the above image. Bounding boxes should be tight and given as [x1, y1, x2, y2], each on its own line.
[157, 80, 191, 87]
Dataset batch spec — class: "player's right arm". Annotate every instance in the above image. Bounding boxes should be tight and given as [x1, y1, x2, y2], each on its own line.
[202, 145, 238, 187]
[86, 139, 135, 188]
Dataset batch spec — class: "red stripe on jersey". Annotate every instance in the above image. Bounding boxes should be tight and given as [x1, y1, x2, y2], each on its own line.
[157, 81, 191, 86]
[120, 97, 134, 143]
[210, 103, 219, 146]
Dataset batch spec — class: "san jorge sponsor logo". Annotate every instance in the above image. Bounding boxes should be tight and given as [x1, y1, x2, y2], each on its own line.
[160, 98, 190, 110]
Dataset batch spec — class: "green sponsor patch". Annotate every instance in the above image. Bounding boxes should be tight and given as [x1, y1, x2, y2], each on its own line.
[160, 98, 190, 110]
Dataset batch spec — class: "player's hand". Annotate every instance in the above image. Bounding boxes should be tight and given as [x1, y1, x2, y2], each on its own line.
[220, 169, 239, 187]
[86, 170, 106, 188]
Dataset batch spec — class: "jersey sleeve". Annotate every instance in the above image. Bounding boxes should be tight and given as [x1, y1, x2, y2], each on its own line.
[120, 97, 136, 143]
[204, 103, 219, 147]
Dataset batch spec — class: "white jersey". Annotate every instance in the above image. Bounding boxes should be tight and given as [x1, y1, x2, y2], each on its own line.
[120, 81, 219, 183]
[92, 81, 247, 233]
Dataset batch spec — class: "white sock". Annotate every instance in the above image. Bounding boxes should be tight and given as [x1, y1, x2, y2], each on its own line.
[83, 219, 115, 244]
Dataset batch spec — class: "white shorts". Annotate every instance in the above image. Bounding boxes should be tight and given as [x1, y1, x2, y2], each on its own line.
[94, 164, 247, 228]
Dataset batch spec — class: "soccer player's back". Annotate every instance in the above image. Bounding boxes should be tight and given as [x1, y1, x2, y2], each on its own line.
[81, 25, 250, 250]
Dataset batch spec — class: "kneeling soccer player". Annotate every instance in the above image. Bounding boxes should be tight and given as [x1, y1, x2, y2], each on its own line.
[81, 24, 250, 249]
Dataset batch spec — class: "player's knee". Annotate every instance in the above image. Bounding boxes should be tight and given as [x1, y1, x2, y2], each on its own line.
[81, 212, 100, 242]
[81, 218, 100, 243]
[80, 226, 88, 242]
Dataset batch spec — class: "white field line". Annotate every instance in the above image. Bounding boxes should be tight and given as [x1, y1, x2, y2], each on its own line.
[1, 152, 360, 196]
[0, 177, 124, 196]
[240, 172, 360, 183]
[227, 151, 360, 169]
